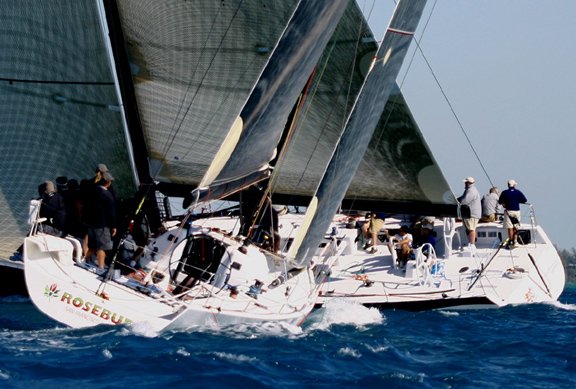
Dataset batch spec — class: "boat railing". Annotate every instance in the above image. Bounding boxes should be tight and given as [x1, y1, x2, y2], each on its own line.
[27, 199, 46, 236]
[523, 203, 538, 247]
[413, 243, 450, 287]
[442, 218, 457, 259]
[314, 236, 347, 284]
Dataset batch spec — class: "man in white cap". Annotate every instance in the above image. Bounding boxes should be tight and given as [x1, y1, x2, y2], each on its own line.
[498, 179, 528, 248]
[457, 176, 481, 247]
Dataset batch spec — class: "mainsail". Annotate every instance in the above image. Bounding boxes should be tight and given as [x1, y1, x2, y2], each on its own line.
[0, 0, 136, 259]
[289, 0, 429, 266]
[0, 0, 455, 261]
[109, 0, 454, 215]
[111, 0, 302, 188]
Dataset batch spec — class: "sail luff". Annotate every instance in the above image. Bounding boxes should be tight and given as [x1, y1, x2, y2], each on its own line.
[192, 0, 350, 204]
[101, 0, 156, 187]
[97, 0, 140, 188]
[289, 0, 428, 266]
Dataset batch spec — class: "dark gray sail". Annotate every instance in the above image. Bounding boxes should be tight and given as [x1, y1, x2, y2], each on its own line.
[289, 0, 428, 266]
[0, 0, 135, 259]
[193, 0, 350, 203]
[109, 1, 454, 214]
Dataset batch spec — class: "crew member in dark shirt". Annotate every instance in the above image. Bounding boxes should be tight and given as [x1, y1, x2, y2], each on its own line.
[40, 180, 66, 237]
[85, 172, 117, 269]
[498, 179, 528, 248]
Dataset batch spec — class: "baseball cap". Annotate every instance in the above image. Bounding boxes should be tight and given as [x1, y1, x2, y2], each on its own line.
[96, 163, 109, 173]
[508, 179, 517, 187]
[464, 177, 475, 184]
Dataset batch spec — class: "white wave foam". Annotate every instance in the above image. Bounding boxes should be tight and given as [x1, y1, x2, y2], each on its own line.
[126, 321, 160, 338]
[547, 300, 576, 311]
[213, 351, 257, 363]
[337, 347, 361, 358]
[102, 348, 113, 359]
[222, 321, 303, 339]
[366, 344, 389, 353]
[176, 347, 190, 357]
[440, 310, 460, 317]
[308, 299, 384, 330]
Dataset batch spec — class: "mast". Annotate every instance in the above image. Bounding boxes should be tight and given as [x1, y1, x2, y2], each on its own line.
[289, 0, 428, 266]
[100, 0, 161, 230]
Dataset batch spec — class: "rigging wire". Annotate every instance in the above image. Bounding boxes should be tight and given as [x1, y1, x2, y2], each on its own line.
[152, 0, 249, 178]
[394, 0, 494, 190]
[346, 0, 494, 216]
[405, 2, 495, 189]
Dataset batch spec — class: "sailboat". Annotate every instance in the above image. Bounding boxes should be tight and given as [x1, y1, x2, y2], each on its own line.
[140, 0, 565, 312]
[0, 0, 376, 296]
[21, 0, 370, 331]
[0, 0, 138, 296]
[313, 211, 565, 309]
[7, 0, 565, 327]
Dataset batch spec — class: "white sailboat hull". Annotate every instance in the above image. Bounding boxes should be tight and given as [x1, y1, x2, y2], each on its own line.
[315, 219, 565, 310]
[24, 231, 317, 331]
[150, 214, 565, 311]
[23, 210, 565, 330]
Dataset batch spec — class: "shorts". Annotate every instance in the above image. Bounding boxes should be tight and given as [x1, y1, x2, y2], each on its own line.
[463, 218, 479, 231]
[368, 218, 385, 233]
[503, 211, 521, 229]
[481, 214, 497, 223]
[88, 227, 113, 251]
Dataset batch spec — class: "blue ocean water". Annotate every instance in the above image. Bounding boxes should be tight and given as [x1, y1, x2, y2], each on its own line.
[1, 287, 575, 389]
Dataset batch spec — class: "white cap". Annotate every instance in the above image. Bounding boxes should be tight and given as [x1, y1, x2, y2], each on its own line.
[464, 176, 475, 184]
[508, 179, 517, 187]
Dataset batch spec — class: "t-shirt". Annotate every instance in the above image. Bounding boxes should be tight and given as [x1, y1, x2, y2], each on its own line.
[481, 192, 501, 216]
[393, 232, 413, 248]
[458, 185, 481, 218]
[499, 188, 527, 211]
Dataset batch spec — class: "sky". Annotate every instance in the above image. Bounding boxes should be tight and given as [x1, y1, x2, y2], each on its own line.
[360, 0, 576, 249]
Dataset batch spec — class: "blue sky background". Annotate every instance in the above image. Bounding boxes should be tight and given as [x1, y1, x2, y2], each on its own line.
[360, 0, 576, 249]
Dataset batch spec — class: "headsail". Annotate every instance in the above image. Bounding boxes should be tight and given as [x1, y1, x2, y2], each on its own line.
[289, 0, 429, 266]
[191, 0, 350, 204]
[274, 84, 456, 215]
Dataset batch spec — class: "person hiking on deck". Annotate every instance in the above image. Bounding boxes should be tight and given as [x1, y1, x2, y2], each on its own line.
[498, 179, 528, 248]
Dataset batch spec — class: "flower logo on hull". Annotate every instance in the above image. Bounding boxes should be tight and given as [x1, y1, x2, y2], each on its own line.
[44, 283, 60, 299]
